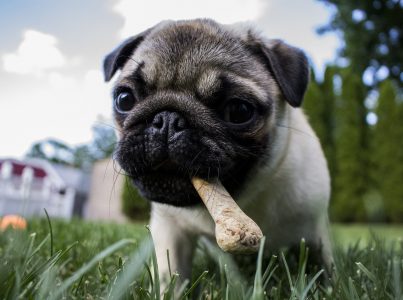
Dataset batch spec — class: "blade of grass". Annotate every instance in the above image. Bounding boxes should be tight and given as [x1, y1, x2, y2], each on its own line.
[263, 264, 278, 291]
[281, 252, 294, 296]
[163, 273, 179, 300]
[219, 259, 226, 298]
[43, 209, 54, 256]
[297, 239, 307, 277]
[251, 236, 266, 300]
[147, 225, 161, 300]
[176, 278, 190, 297]
[300, 269, 324, 299]
[180, 271, 208, 300]
[392, 257, 401, 300]
[21, 233, 38, 275]
[144, 262, 154, 291]
[296, 240, 309, 297]
[107, 238, 152, 300]
[11, 267, 22, 300]
[347, 277, 360, 300]
[50, 238, 135, 300]
[167, 249, 172, 278]
[356, 262, 376, 283]
[199, 236, 244, 289]
[262, 255, 277, 283]
[22, 241, 78, 288]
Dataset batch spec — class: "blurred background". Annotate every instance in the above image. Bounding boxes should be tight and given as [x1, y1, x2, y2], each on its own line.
[0, 0, 402, 224]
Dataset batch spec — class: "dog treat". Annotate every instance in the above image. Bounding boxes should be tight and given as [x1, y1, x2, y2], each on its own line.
[192, 177, 263, 253]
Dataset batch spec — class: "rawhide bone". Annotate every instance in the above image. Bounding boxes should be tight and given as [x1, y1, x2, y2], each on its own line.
[191, 177, 263, 253]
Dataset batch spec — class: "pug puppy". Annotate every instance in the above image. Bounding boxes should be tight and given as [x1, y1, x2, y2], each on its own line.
[103, 19, 332, 283]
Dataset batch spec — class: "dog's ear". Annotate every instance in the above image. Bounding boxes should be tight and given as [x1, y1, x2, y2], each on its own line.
[103, 29, 153, 82]
[249, 38, 309, 107]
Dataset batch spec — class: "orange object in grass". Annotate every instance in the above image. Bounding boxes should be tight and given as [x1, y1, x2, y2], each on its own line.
[0, 215, 27, 231]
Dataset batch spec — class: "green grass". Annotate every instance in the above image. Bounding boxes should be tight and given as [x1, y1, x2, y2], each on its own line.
[0, 218, 402, 299]
[332, 223, 403, 248]
[0, 218, 147, 299]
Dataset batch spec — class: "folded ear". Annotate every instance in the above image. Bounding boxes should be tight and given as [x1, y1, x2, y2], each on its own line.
[251, 38, 309, 107]
[103, 28, 153, 82]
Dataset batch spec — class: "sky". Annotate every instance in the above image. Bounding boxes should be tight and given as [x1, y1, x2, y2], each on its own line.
[0, 0, 339, 158]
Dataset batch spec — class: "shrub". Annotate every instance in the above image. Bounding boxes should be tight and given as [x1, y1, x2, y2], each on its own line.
[121, 176, 150, 221]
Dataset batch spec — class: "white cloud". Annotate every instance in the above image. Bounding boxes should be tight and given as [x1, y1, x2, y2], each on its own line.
[113, 0, 267, 38]
[0, 69, 114, 158]
[2, 30, 66, 76]
[47, 72, 77, 89]
[0, 26, 116, 158]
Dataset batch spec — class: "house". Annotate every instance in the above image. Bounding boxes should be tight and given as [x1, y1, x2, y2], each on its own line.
[0, 158, 90, 219]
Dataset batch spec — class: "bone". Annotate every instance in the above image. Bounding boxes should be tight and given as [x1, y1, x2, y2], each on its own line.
[192, 177, 263, 253]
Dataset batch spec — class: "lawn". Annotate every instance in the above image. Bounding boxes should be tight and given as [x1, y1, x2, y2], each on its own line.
[332, 223, 403, 248]
[0, 218, 402, 299]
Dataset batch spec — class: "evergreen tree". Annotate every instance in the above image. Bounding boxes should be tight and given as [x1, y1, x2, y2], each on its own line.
[26, 139, 75, 166]
[319, 66, 337, 183]
[304, 66, 337, 205]
[318, 0, 403, 88]
[373, 80, 403, 222]
[304, 71, 327, 145]
[332, 70, 368, 222]
[304, 66, 336, 164]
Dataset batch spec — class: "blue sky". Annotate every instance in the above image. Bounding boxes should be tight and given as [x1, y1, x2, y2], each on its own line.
[0, 0, 339, 158]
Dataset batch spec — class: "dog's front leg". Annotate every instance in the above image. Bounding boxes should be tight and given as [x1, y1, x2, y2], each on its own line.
[150, 206, 195, 290]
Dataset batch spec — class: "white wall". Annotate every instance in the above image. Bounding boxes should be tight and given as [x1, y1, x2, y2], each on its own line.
[85, 159, 127, 223]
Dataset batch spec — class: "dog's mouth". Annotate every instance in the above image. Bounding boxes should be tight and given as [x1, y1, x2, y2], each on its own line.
[124, 155, 256, 207]
[132, 159, 203, 206]
[151, 159, 182, 173]
[116, 134, 261, 207]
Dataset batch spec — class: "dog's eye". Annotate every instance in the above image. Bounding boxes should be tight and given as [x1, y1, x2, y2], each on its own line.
[222, 99, 254, 124]
[115, 92, 136, 113]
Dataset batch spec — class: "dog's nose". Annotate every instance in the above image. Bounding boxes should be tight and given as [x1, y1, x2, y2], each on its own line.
[151, 111, 187, 139]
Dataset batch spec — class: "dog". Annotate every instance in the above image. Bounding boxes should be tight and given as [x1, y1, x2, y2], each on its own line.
[103, 19, 332, 283]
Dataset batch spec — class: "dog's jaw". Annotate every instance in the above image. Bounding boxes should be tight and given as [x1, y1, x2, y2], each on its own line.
[115, 135, 269, 206]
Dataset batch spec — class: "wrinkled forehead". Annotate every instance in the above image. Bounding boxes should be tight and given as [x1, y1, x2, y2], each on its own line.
[119, 21, 273, 97]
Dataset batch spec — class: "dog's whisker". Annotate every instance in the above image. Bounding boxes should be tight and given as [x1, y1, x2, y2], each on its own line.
[276, 123, 318, 139]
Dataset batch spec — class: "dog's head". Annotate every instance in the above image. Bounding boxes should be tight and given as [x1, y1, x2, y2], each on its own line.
[103, 19, 309, 206]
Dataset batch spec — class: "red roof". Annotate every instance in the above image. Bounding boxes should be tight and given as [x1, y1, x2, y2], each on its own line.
[0, 160, 47, 178]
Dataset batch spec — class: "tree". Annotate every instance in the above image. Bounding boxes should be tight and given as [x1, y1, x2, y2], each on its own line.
[91, 122, 117, 160]
[26, 139, 74, 166]
[25, 119, 117, 169]
[318, 0, 403, 88]
[304, 68, 336, 152]
[304, 66, 337, 200]
[372, 80, 403, 222]
[321, 67, 338, 186]
[304, 71, 327, 145]
[331, 70, 368, 221]
[72, 145, 94, 169]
